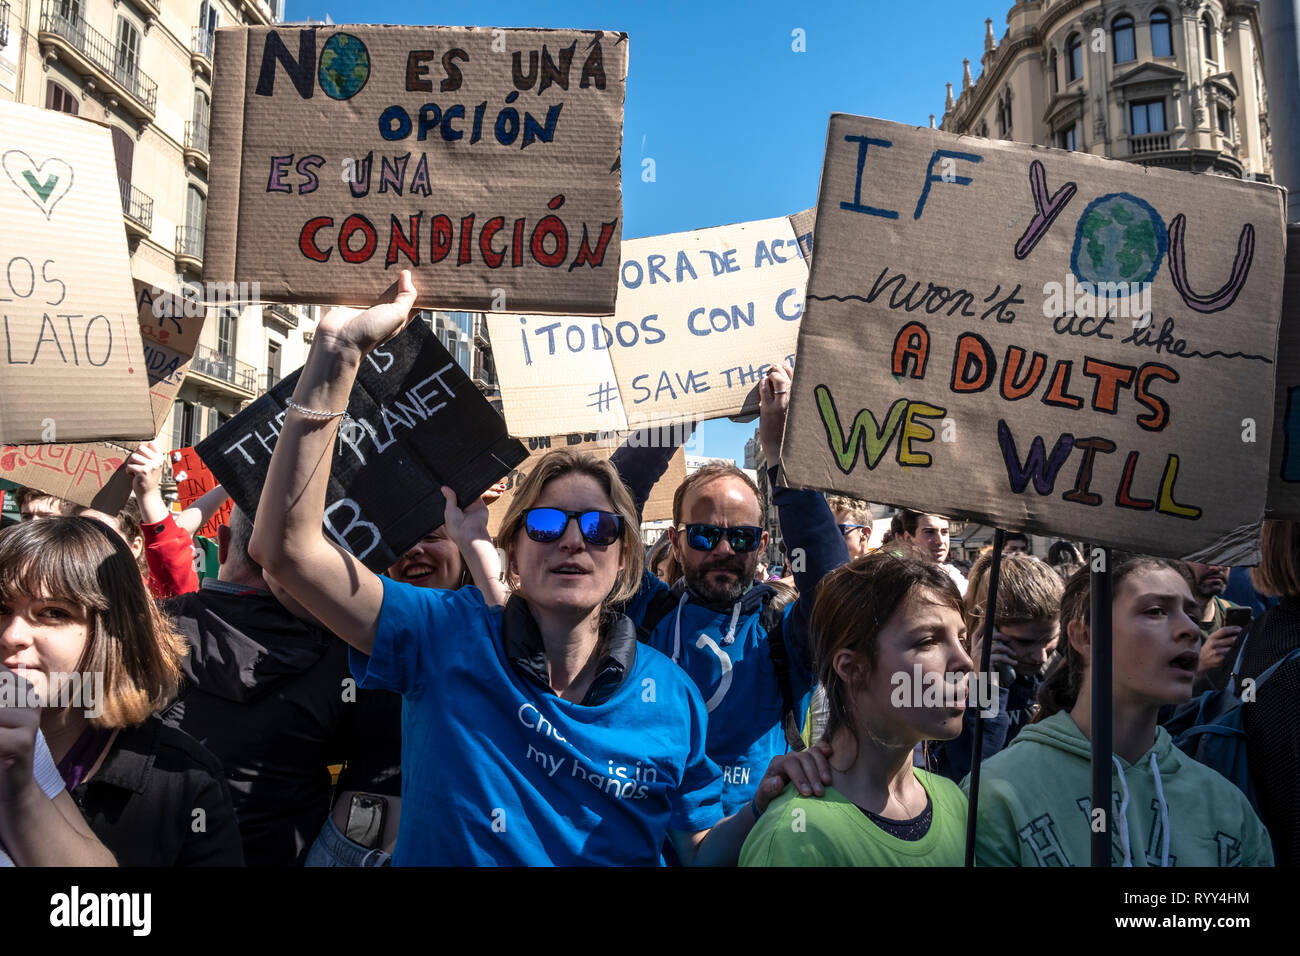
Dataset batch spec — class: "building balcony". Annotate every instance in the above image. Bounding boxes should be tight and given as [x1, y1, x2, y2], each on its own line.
[175, 225, 204, 273]
[190, 344, 257, 397]
[264, 302, 299, 331]
[239, 0, 273, 26]
[118, 177, 152, 239]
[122, 0, 160, 25]
[39, 2, 158, 122]
[191, 26, 212, 76]
[184, 120, 209, 171]
[1128, 131, 1171, 155]
[473, 315, 490, 346]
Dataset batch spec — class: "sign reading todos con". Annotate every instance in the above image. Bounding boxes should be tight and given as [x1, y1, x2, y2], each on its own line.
[206, 24, 628, 315]
[488, 211, 815, 437]
[782, 116, 1287, 564]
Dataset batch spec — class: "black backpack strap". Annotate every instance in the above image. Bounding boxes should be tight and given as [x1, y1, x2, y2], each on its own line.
[762, 601, 797, 737]
[635, 587, 682, 645]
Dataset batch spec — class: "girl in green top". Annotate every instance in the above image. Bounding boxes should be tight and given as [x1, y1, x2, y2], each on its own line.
[742, 553, 971, 866]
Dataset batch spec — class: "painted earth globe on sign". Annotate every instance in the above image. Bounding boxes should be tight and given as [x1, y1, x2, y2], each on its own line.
[318, 33, 370, 100]
[1071, 193, 1168, 290]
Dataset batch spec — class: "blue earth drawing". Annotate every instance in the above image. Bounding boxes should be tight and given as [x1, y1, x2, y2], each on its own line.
[318, 33, 370, 100]
[1069, 192, 1168, 293]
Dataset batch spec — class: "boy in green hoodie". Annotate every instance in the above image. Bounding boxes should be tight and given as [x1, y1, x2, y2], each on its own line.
[964, 555, 1272, 866]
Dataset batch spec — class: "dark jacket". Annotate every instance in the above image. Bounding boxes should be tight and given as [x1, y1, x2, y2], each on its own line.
[1240, 597, 1300, 866]
[160, 582, 400, 866]
[71, 715, 244, 866]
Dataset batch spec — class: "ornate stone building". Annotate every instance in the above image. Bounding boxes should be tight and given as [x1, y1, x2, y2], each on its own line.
[940, 0, 1271, 181]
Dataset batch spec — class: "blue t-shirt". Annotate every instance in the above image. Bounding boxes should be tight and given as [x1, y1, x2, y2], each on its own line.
[349, 579, 724, 865]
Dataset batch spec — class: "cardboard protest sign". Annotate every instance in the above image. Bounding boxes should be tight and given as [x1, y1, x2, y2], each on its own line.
[488, 211, 810, 436]
[196, 319, 528, 572]
[171, 446, 233, 539]
[486, 431, 686, 536]
[0, 282, 205, 511]
[1265, 223, 1300, 519]
[0, 100, 155, 444]
[206, 25, 627, 315]
[781, 116, 1287, 565]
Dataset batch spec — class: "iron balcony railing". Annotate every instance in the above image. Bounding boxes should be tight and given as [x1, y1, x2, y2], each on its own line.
[1, 2, 11, 48]
[191, 26, 213, 61]
[265, 302, 299, 328]
[185, 120, 209, 156]
[118, 177, 153, 231]
[192, 343, 257, 394]
[40, 1, 158, 114]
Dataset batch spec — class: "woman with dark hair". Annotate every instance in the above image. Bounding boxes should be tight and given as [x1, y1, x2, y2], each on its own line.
[250, 273, 826, 865]
[1241, 519, 1300, 865]
[967, 555, 1272, 866]
[742, 552, 971, 866]
[0, 516, 243, 865]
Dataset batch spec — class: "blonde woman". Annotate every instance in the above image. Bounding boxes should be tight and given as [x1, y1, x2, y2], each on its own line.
[250, 273, 827, 866]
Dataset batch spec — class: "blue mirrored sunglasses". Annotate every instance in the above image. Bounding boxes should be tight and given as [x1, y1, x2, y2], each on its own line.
[680, 523, 764, 553]
[523, 508, 623, 546]
[837, 523, 867, 536]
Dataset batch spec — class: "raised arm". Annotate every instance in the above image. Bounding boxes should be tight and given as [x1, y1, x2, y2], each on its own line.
[248, 273, 419, 656]
[760, 364, 850, 673]
[442, 486, 510, 607]
[0, 699, 116, 866]
[609, 422, 693, 521]
[175, 484, 232, 537]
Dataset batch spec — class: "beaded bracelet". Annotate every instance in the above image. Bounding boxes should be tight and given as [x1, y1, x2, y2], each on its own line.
[284, 397, 349, 420]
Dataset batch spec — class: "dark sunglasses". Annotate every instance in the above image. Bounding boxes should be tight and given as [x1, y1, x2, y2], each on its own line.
[523, 508, 624, 546]
[837, 523, 867, 536]
[679, 523, 764, 553]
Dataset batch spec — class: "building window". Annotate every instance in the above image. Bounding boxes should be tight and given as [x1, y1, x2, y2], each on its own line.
[1112, 15, 1135, 64]
[1217, 104, 1232, 138]
[115, 17, 140, 83]
[1202, 14, 1216, 63]
[217, 308, 237, 359]
[266, 340, 281, 390]
[172, 400, 198, 448]
[1151, 9, 1173, 57]
[198, 0, 218, 36]
[57, 0, 80, 26]
[1067, 33, 1082, 82]
[1058, 124, 1078, 151]
[1049, 49, 1059, 94]
[46, 80, 78, 115]
[1130, 98, 1167, 135]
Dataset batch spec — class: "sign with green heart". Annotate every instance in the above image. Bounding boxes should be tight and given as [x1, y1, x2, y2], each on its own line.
[0, 100, 154, 445]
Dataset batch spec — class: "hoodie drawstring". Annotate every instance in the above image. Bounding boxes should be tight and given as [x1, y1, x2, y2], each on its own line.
[1111, 756, 1133, 867]
[1109, 754, 1172, 867]
[1150, 752, 1171, 867]
[671, 594, 742, 660]
[670, 592, 690, 663]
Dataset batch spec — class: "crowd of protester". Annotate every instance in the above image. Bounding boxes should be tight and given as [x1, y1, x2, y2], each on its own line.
[2, 276, 1297, 867]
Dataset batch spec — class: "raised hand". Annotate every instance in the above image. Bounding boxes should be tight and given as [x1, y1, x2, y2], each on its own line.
[315, 270, 419, 357]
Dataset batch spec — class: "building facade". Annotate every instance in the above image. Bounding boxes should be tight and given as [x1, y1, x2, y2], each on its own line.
[940, 0, 1271, 181]
[0, 0, 306, 464]
[0, 0, 500, 480]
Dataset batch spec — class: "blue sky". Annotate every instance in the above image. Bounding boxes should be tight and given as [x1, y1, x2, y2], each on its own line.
[292, 0, 1001, 462]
